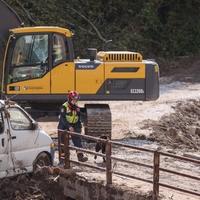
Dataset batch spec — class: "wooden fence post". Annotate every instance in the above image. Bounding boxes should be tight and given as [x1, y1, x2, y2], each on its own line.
[106, 140, 112, 185]
[64, 131, 70, 169]
[58, 130, 61, 162]
[153, 151, 160, 200]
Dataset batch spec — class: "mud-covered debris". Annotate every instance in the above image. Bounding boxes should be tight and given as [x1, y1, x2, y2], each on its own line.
[0, 166, 74, 200]
[35, 165, 76, 178]
[143, 99, 200, 150]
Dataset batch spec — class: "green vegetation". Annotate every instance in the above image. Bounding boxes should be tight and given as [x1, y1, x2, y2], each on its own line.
[7, 0, 200, 59]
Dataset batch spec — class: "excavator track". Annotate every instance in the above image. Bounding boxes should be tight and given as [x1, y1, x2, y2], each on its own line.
[22, 103, 112, 139]
[84, 104, 112, 139]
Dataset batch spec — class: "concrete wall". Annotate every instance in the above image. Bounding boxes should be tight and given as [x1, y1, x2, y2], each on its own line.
[59, 175, 152, 200]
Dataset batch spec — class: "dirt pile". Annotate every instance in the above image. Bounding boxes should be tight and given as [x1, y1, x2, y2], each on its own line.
[0, 170, 67, 200]
[143, 99, 200, 150]
[158, 55, 200, 82]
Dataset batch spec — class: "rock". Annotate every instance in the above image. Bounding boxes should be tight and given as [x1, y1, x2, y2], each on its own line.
[137, 134, 147, 140]
[167, 150, 176, 154]
[168, 127, 178, 138]
[195, 127, 200, 136]
[186, 125, 196, 136]
[196, 121, 200, 126]
[148, 133, 155, 141]
[156, 146, 162, 151]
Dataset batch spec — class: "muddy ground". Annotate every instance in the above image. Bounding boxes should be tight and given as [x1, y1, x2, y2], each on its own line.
[0, 173, 66, 200]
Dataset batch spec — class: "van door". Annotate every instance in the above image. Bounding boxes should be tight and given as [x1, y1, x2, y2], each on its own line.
[8, 107, 38, 172]
[0, 111, 13, 178]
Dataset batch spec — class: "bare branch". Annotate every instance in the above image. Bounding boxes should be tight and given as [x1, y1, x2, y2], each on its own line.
[66, 6, 108, 43]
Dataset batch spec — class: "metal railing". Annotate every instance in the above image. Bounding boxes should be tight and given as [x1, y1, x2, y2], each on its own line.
[58, 130, 200, 200]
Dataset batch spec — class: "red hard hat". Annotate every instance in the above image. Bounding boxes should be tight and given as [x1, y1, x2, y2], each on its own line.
[68, 91, 80, 101]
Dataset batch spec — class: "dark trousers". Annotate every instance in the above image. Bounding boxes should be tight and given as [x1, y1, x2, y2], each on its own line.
[58, 123, 83, 148]
[70, 126, 83, 148]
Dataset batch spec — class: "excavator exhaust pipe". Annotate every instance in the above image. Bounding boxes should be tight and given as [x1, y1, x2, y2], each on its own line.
[87, 48, 97, 61]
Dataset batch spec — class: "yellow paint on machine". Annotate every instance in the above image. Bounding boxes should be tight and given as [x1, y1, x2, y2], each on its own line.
[10, 26, 72, 37]
[7, 73, 50, 94]
[104, 62, 145, 79]
[75, 63, 104, 94]
[7, 61, 146, 95]
[51, 62, 75, 93]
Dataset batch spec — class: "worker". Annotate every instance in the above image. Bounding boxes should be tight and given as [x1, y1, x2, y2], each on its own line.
[58, 91, 88, 162]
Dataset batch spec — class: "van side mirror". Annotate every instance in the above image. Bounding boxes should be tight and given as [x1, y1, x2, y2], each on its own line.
[31, 121, 38, 130]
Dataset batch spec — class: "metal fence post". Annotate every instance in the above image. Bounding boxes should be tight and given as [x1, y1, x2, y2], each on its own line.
[64, 131, 70, 169]
[106, 140, 112, 185]
[153, 151, 160, 200]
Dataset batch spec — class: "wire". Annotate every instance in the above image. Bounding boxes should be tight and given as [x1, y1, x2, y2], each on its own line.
[15, 0, 37, 25]
[66, 6, 111, 45]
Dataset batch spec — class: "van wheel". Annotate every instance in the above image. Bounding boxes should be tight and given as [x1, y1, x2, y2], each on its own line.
[33, 152, 51, 173]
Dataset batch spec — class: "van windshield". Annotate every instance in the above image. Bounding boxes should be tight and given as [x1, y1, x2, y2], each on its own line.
[8, 107, 31, 130]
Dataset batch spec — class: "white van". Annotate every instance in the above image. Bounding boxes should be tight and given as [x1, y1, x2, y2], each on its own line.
[0, 100, 54, 178]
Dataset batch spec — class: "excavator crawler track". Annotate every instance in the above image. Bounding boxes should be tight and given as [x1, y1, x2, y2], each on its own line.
[84, 104, 112, 139]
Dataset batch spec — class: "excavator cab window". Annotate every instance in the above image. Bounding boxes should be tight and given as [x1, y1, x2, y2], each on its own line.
[8, 34, 49, 83]
[52, 34, 68, 66]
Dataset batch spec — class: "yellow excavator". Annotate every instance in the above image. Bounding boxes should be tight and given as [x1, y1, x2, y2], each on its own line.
[0, 0, 159, 138]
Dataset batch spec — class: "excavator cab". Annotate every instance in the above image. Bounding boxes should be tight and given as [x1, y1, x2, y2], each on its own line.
[3, 27, 75, 97]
